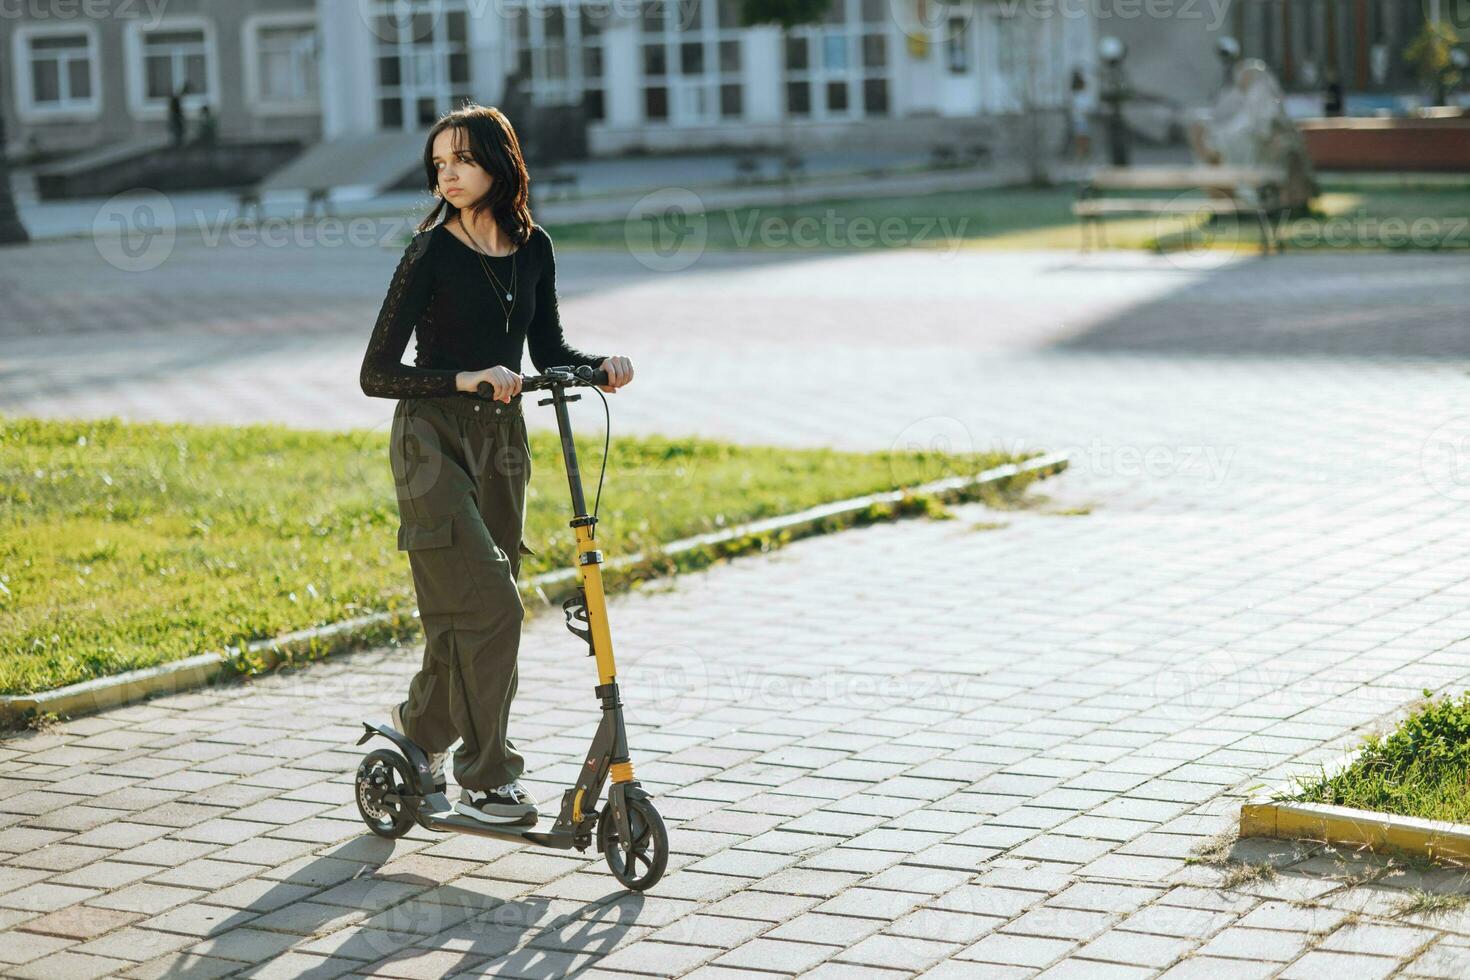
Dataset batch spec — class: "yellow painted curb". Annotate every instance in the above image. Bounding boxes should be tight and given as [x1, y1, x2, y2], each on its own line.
[1240, 798, 1470, 864]
[1240, 733, 1470, 864]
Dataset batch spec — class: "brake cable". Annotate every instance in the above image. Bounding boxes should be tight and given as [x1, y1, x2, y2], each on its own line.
[587, 383, 610, 539]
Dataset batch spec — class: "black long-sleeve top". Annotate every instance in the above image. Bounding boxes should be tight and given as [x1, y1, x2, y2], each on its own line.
[359, 222, 607, 399]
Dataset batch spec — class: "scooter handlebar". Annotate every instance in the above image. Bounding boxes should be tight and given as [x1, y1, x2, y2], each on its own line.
[476, 365, 609, 400]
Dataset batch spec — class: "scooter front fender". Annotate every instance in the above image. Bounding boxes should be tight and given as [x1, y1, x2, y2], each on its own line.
[358, 722, 437, 796]
[607, 780, 652, 850]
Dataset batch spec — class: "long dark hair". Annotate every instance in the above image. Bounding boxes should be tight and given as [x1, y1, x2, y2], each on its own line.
[416, 103, 535, 244]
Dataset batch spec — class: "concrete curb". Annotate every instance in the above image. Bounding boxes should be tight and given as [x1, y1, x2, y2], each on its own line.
[1240, 724, 1470, 865]
[0, 452, 1067, 729]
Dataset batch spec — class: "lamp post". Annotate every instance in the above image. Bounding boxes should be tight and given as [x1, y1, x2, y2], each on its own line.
[1098, 35, 1131, 167]
[0, 73, 30, 245]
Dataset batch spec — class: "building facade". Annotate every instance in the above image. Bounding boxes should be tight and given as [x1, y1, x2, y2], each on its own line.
[3, 0, 1095, 159]
[3, 0, 322, 156]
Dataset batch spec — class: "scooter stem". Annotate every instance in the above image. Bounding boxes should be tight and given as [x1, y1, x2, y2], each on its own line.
[539, 379, 638, 841]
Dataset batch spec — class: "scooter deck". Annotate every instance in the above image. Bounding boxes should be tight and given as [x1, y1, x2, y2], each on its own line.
[417, 793, 578, 849]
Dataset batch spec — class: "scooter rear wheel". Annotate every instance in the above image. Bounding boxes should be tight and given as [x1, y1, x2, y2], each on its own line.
[356, 748, 416, 839]
[599, 795, 668, 891]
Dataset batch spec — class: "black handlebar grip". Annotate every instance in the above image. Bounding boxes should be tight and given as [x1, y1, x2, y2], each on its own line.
[476, 368, 607, 400]
[579, 366, 610, 386]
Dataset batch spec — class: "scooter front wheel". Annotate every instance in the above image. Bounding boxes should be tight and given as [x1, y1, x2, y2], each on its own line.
[356, 748, 416, 839]
[599, 795, 668, 891]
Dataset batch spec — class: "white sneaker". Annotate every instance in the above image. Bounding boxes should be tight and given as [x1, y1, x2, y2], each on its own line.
[454, 781, 538, 826]
[389, 701, 446, 792]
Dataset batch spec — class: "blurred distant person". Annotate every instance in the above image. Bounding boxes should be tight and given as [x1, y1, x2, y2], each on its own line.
[1324, 69, 1344, 116]
[1188, 59, 1317, 208]
[1216, 36, 1242, 93]
[167, 84, 188, 146]
[1063, 68, 1095, 161]
[194, 105, 218, 146]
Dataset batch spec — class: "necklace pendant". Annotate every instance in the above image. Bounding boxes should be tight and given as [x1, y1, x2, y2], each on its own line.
[505, 292, 513, 301]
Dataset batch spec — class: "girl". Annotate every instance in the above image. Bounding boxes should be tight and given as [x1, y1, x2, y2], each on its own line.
[359, 103, 633, 825]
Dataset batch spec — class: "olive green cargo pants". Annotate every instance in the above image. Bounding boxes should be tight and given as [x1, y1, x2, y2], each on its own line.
[389, 392, 535, 792]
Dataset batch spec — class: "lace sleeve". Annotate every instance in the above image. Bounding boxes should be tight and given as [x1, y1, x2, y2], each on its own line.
[527, 226, 607, 374]
[359, 231, 461, 399]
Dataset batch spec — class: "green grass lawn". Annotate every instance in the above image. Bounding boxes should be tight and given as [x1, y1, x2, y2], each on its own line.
[1291, 690, 1470, 824]
[1, 415, 1024, 696]
[553, 182, 1470, 253]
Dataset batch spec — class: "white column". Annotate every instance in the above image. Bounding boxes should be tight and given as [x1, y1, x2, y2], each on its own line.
[903, 26, 941, 115]
[743, 25, 781, 123]
[469, 4, 506, 104]
[603, 20, 640, 126]
[317, 0, 377, 137]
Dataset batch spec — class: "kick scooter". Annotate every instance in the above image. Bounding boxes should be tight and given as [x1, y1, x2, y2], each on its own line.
[353, 364, 669, 892]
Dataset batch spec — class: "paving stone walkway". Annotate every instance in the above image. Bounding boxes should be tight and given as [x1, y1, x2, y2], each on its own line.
[4, 239, 1470, 978]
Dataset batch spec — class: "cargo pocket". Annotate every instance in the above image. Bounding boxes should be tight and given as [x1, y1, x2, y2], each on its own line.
[397, 513, 477, 616]
[519, 416, 534, 487]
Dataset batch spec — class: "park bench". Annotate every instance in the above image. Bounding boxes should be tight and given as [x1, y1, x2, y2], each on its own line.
[236, 187, 264, 223]
[733, 154, 761, 184]
[539, 169, 580, 200]
[929, 140, 992, 169]
[780, 152, 806, 182]
[234, 185, 333, 223]
[732, 152, 807, 185]
[1072, 165, 1288, 254]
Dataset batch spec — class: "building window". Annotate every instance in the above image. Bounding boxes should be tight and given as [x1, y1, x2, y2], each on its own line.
[503, 0, 607, 121]
[639, 0, 745, 125]
[784, 0, 890, 119]
[143, 28, 209, 100]
[123, 18, 219, 119]
[372, 1, 470, 129]
[30, 33, 93, 106]
[946, 16, 969, 74]
[245, 16, 319, 112]
[645, 86, 669, 119]
[581, 5, 607, 120]
[15, 24, 101, 121]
